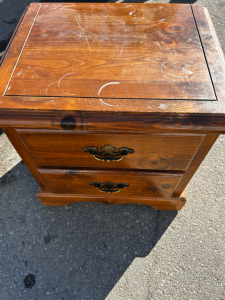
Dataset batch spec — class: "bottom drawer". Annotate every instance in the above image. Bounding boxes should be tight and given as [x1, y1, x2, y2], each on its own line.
[39, 169, 183, 198]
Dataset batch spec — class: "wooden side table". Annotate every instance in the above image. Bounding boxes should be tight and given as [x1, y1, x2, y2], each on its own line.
[0, 3, 225, 211]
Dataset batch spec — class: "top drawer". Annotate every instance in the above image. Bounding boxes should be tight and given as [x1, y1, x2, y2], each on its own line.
[17, 130, 204, 171]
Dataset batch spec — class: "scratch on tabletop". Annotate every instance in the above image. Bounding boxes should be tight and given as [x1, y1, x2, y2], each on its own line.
[46, 81, 58, 94]
[98, 82, 120, 106]
[74, 15, 91, 52]
[161, 61, 172, 81]
[28, 66, 38, 78]
[161, 61, 194, 81]
[51, 5, 63, 11]
[98, 82, 120, 96]
[100, 99, 114, 107]
[98, 82, 120, 107]
[57, 72, 78, 95]
[63, 7, 76, 12]
[159, 103, 168, 109]
[16, 70, 28, 79]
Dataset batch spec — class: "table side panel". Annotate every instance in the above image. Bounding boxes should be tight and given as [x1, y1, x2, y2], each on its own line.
[172, 133, 219, 196]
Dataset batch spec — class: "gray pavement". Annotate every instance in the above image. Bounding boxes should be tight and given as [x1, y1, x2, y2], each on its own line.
[0, 0, 225, 299]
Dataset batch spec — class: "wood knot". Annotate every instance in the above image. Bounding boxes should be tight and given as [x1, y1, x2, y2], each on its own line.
[163, 39, 173, 44]
[60, 115, 76, 130]
[170, 25, 183, 31]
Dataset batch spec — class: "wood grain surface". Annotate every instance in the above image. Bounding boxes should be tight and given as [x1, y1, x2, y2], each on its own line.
[1, 111, 225, 134]
[38, 190, 186, 211]
[0, 3, 42, 97]
[17, 130, 204, 171]
[38, 168, 182, 198]
[1, 3, 224, 210]
[6, 3, 215, 100]
[192, 5, 225, 102]
[172, 133, 219, 196]
[1, 3, 225, 115]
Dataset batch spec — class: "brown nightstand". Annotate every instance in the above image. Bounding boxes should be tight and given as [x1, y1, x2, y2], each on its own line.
[0, 3, 225, 211]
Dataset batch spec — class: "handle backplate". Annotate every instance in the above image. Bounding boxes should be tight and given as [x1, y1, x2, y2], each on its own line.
[89, 181, 129, 193]
[83, 145, 134, 162]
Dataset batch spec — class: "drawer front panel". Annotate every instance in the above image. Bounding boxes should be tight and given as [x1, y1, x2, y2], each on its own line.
[17, 130, 204, 171]
[39, 168, 183, 198]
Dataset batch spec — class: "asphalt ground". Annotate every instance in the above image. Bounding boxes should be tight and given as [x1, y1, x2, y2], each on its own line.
[0, 0, 225, 299]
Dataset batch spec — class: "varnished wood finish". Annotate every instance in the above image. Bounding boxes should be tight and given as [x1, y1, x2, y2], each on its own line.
[173, 133, 219, 196]
[38, 191, 186, 211]
[6, 3, 214, 100]
[192, 5, 225, 102]
[0, 3, 42, 99]
[1, 4, 225, 210]
[1, 111, 225, 134]
[1, 3, 225, 115]
[38, 168, 182, 198]
[17, 130, 204, 171]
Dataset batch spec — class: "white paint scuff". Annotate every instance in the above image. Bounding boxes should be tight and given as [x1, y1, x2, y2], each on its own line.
[46, 81, 57, 94]
[98, 82, 120, 107]
[51, 5, 63, 11]
[159, 103, 168, 109]
[100, 99, 114, 107]
[58, 72, 75, 88]
[57, 72, 78, 95]
[16, 70, 25, 77]
[161, 61, 171, 81]
[161, 61, 194, 81]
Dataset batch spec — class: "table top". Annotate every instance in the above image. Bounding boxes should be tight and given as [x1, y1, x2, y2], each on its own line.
[4, 3, 215, 101]
[0, 3, 225, 116]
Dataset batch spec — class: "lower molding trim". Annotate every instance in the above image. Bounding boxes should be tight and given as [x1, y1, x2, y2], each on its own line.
[37, 191, 186, 211]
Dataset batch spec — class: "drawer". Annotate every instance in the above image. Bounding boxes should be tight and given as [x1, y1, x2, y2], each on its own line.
[17, 130, 204, 171]
[39, 168, 183, 198]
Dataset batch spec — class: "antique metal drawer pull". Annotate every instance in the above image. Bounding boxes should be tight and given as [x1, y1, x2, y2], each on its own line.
[83, 145, 134, 162]
[89, 181, 129, 193]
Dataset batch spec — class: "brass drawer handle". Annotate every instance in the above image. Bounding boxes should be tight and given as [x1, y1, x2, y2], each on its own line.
[89, 181, 129, 193]
[83, 145, 134, 162]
